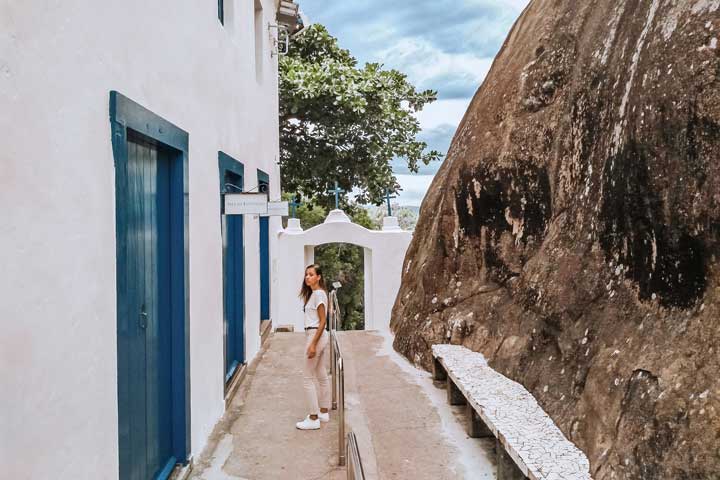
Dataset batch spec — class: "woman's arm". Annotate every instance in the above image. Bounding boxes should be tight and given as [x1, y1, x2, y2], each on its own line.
[307, 302, 326, 358]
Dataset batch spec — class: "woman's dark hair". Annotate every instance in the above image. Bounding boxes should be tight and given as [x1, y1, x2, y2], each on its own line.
[299, 264, 327, 305]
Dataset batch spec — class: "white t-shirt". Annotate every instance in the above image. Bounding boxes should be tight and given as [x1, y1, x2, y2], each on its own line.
[303, 289, 328, 329]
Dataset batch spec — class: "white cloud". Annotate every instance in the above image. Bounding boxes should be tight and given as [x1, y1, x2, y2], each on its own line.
[417, 99, 473, 130]
[348, 173, 436, 207]
[395, 174, 437, 206]
[378, 37, 495, 99]
[464, 0, 529, 12]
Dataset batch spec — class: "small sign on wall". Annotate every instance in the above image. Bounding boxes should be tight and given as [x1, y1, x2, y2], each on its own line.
[225, 193, 268, 215]
[262, 201, 289, 217]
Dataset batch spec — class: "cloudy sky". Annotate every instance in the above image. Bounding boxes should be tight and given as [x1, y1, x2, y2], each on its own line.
[298, 0, 530, 206]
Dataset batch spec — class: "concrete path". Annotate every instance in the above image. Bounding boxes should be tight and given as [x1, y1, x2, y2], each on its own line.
[189, 331, 496, 480]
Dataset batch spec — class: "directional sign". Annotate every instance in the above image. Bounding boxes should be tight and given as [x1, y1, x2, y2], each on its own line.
[262, 201, 290, 217]
[225, 193, 268, 215]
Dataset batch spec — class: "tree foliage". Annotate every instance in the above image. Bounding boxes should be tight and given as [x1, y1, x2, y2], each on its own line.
[315, 243, 365, 330]
[279, 24, 441, 207]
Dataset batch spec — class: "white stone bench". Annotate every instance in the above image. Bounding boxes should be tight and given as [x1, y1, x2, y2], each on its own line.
[432, 345, 592, 480]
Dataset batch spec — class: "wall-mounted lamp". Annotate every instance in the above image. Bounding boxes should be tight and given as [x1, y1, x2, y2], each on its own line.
[269, 24, 290, 56]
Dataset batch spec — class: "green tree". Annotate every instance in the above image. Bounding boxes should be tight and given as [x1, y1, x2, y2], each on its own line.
[315, 243, 365, 330]
[282, 192, 327, 229]
[279, 24, 441, 209]
[348, 205, 377, 230]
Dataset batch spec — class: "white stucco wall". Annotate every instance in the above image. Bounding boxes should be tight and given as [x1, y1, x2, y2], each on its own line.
[0, 1, 282, 478]
[275, 211, 413, 332]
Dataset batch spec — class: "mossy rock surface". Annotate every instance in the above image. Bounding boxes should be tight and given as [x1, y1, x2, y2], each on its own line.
[392, 1, 720, 477]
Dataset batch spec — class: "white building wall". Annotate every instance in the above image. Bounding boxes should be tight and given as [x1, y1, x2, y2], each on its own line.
[0, 0, 281, 478]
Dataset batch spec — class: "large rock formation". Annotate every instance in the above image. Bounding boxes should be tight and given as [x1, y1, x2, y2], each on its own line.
[391, 1, 720, 478]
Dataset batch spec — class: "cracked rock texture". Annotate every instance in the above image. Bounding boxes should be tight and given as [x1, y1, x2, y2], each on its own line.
[391, 1, 720, 478]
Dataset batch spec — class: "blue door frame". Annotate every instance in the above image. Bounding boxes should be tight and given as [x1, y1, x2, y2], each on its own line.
[111, 91, 190, 480]
[219, 153, 245, 382]
[257, 170, 270, 322]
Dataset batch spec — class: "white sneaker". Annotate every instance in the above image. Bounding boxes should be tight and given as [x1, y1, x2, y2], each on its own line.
[318, 412, 330, 423]
[295, 415, 321, 430]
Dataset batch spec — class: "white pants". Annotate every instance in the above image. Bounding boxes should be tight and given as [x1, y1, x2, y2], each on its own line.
[303, 330, 330, 415]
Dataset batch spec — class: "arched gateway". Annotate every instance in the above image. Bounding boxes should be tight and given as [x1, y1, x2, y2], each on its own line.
[274, 210, 412, 332]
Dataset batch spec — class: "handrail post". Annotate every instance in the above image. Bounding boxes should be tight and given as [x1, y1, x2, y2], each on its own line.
[330, 291, 337, 410]
[338, 355, 345, 466]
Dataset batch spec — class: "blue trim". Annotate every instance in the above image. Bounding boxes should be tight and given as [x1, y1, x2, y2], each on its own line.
[219, 152, 246, 382]
[110, 92, 188, 153]
[111, 91, 190, 475]
[225, 360, 240, 383]
[155, 456, 178, 480]
[219, 152, 244, 194]
[257, 169, 270, 321]
[257, 169, 269, 185]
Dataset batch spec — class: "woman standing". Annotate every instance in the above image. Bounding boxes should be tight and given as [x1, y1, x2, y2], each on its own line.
[296, 264, 331, 430]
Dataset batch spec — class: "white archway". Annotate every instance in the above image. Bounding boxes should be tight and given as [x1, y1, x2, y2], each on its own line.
[273, 210, 412, 332]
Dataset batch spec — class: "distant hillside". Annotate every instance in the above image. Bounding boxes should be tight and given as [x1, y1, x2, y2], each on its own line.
[363, 204, 419, 231]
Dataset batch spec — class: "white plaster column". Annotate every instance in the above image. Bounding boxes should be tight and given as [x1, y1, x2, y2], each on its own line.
[382, 216, 401, 231]
[363, 247, 374, 329]
[275, 223, 308, 331]
[243, 214, 262, 363]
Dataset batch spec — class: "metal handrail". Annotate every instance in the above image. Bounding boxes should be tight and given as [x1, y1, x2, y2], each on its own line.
[329, 288, 345, 466]
[346, 432, 366, 480]
[329, 289, 341, 409]
[329, 287, 341, 331]
[336, 345, 345, 466]
[329, 286, 366, 476]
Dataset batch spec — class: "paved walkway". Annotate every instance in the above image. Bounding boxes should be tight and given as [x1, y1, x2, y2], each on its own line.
[189, 331, 496, 480]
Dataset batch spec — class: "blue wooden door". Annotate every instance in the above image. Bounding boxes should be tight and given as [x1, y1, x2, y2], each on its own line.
[223, 170, 245, 381]
[118, 133, 176, 480]
[258, 171, 270, 322]
[259, 216, 270, 320]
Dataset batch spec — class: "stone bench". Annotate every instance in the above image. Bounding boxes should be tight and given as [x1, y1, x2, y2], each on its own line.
[432, 345, 592, 480]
